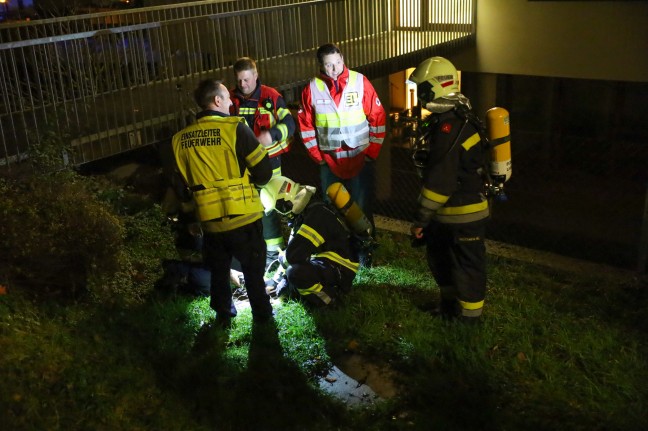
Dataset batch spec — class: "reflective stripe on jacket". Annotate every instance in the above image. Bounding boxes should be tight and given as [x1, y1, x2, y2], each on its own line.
[231, 84, 293, 158]
[415, 110, 490, 226]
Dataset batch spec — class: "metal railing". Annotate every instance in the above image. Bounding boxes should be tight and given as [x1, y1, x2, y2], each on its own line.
[0, 0, 475, 165]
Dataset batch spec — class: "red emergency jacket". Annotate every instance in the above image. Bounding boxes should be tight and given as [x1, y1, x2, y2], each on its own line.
[230, 83, 295, 158]
[298, 67, 386, 179]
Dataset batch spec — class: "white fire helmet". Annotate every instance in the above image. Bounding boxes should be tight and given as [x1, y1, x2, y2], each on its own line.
[260, 175, 315, 216]
[407, 56, 460, 105]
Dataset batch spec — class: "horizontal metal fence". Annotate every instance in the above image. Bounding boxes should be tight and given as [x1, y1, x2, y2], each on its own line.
[0, 0, 475, 166]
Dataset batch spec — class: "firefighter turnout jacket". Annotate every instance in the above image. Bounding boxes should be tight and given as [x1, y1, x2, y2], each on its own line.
[230, 81, 295, 165]
[298, 67, 386, 179]
[172, 110, 272, 233]
[285, 200, 360, 305]
[413, 109, 490, 227]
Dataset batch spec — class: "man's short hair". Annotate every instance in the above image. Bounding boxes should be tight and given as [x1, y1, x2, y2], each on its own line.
[193, 79, 225, 110]
[233, 57, 257, 74]
[316, 43, 342, 65]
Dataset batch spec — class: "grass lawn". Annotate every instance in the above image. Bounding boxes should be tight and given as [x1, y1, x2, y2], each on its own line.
[1, 229, 647, 430]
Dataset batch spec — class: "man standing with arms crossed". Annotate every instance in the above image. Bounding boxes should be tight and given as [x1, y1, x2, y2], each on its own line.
[173, 79, 274, 328]
[230, 57, 296, 273]
[297, 43, 386, 267]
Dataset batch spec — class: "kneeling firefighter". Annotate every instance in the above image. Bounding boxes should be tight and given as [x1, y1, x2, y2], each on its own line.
[407, 56, 498, 323]
[260, 176, 361, 307]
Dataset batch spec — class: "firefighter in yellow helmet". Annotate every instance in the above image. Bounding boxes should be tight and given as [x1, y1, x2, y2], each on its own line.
[172, 79, 274, 328]
[408, 57, 490, 324]
[260, 175, 360, 307]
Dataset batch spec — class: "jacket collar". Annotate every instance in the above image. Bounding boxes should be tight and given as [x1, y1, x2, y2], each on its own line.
[319, 67, 349, 87]
[196, 110, 228, 120]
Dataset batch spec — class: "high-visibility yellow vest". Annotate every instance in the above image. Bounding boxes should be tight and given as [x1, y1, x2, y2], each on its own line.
[172, 115, 264, 223]
[310, 71, 370, 151]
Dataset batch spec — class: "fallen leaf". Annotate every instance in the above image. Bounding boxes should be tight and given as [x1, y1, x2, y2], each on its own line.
[347, 339, 360, 351]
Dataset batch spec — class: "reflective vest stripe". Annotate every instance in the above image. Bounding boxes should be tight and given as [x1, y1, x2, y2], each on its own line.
[322, 146, 366, 161]
[314, 110, 367, 126]
[310, 70, 369, 151]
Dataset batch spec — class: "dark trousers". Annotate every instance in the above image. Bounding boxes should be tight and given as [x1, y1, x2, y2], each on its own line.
[162, 259, 211, 296]
[424, 219, 487, 304]
[202, 220, 272, 320]
[262, 209, 284, 249]
[264, 156, 286, 253]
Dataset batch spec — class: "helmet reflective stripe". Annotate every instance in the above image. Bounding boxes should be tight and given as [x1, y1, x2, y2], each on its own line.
[408, 56, 460, 104]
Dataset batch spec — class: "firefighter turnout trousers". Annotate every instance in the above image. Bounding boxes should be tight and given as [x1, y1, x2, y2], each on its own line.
[285, 258, 355, 307]
[424, 219, 487, 318]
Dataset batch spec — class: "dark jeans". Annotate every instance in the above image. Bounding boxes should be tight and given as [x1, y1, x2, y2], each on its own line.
[161, 259, 211, 297]
[262, 209, 284, 250]
[202, 220, 272, 320]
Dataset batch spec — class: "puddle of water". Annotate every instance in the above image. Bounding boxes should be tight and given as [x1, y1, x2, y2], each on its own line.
[230, 293, 401, 406]
[318, 353, 399, 406]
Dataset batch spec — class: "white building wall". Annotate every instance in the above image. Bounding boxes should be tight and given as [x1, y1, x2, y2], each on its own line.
[450, 0, 648, 82]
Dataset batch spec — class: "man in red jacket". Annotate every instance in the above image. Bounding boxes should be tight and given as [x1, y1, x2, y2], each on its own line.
[297, 43, 386, 267]
[230, 57, 296, 273]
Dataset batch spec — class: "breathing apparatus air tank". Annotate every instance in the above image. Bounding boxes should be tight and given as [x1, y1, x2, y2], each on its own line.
[326, 182, 372, 236]
[485, 107, 512, 201]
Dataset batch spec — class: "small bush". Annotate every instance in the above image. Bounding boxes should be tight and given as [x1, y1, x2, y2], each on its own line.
[0, 173, 122, 292]
[0, 171, 175, 306]
[27, 125, 74, 174]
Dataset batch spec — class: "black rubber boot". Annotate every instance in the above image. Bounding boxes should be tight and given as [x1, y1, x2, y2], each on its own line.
[431, 299, 459, 320]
